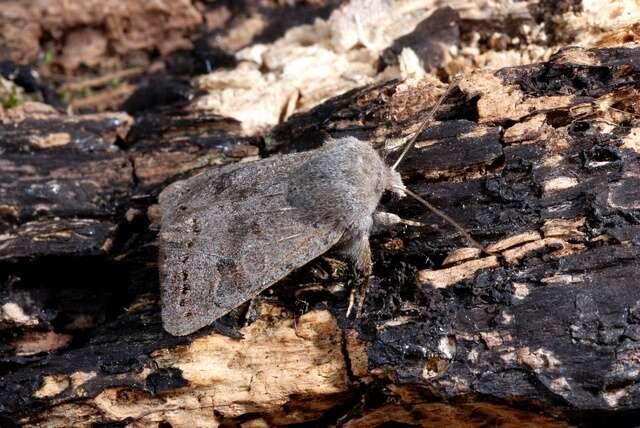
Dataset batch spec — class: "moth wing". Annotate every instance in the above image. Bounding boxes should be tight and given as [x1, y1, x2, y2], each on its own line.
[159, 154, 344, 336]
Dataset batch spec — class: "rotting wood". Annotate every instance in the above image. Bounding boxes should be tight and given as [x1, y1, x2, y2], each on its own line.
[1, 46, 639, 427]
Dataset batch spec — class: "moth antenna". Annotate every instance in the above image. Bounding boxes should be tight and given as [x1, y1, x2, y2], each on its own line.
[397, 186, 494, 256]
[391, 77, 460, 171]
[390, 75, 492, 256]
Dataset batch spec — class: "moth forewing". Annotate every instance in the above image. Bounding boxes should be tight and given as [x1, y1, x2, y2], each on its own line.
[158, 138, 399, 335]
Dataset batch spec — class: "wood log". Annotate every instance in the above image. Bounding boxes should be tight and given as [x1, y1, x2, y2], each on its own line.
[1, 45, 639, 427]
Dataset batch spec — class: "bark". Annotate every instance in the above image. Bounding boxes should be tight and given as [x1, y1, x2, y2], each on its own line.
[1, 46, 640, 427]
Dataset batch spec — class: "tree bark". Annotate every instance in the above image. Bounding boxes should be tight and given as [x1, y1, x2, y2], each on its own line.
[1, 46, 640, 427]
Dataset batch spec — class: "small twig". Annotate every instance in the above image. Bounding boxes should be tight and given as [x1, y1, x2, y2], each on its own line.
[60, 66, 146, 93]
[69, 83, 135, 111]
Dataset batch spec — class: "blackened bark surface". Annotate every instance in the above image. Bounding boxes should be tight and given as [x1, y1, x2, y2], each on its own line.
[1, 46, 639, 427]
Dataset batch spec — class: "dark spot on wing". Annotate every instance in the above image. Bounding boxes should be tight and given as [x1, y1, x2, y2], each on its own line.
[211, 171, 234, 195]
[179, 251, 192, 306]
[191, 217, 200, 234]
[217, 257, 240, 276]
[249, 220, 262, 235]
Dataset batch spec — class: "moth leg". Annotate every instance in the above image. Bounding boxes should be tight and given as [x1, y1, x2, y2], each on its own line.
[346, 286, 356, 317]
[346, 273, 370, 318]
[244, 298, 256, 325]
[373, 211, 402, 231]
[341, 233, 372, 318]
[342, 233, 372, 276]
[373, 210, 423, 232]
[355, 273, 369, 318]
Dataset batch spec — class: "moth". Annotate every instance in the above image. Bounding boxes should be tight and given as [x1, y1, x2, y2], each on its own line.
[159, 83, 478, 336]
